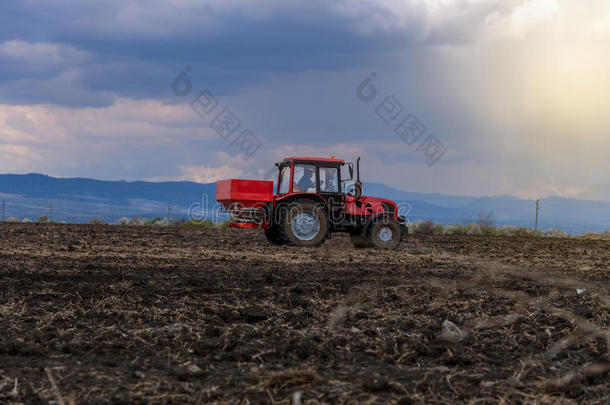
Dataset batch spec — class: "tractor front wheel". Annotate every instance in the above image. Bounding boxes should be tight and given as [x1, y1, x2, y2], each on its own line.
[368, 218, 402, 249]
[282, 200, 328, 247]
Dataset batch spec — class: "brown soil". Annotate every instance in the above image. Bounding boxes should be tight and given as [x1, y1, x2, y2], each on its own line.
[0, 223, 608, 404]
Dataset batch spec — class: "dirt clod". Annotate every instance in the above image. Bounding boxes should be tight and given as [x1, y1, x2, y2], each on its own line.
[240, 307, 268, 323]
[361, 370, 390, 392]
[441, 319, 467, 342]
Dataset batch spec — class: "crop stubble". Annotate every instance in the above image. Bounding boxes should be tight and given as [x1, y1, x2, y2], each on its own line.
[0, 224, 608, 404]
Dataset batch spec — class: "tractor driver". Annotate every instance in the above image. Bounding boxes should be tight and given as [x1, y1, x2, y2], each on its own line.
[296, 166, 316, 192]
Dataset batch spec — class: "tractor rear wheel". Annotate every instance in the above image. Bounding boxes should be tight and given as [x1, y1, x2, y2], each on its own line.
[350, 233, 373, 248]
[264, 225, 289, 246]
[282, 199, 328, 247]
[368, 218, 402, 249]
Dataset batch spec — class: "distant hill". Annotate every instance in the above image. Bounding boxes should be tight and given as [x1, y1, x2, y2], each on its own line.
[0, 173, 609, 233]
[365, 182, 610, 233]
[0, 173, 217, 224]
[0, 173, 216, 203]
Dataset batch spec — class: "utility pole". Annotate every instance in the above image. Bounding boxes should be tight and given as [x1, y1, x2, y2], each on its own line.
[1, 199, 5, 222]
[167, 203, 171, 225]
[49, 204, 53, 222]
[534, 199, 540, 232]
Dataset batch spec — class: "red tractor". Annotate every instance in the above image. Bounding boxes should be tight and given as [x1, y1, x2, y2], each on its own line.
[216, 156, 408, 249]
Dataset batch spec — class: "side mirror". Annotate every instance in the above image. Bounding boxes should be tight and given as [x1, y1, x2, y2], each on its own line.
[348, 163, 354, 180]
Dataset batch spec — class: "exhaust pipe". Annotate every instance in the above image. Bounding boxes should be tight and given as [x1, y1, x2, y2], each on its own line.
[355, 157, 362, 202]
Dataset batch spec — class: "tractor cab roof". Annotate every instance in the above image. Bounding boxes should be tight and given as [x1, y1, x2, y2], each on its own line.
[281, 156, 345, 165]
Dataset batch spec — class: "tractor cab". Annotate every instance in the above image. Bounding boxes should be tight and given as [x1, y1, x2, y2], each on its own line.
[275, 157, 349, 217]
[276, 157, 346, 195]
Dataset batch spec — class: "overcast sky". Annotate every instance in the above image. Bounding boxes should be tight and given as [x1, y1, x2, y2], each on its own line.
[1, 0, 609, 201]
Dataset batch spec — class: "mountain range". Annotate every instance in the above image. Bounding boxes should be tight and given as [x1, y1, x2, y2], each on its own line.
[0, 173, 609, 234]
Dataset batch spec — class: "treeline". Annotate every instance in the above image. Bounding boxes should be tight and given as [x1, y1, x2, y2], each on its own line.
[2, 215, 230, 228]
[406, 220, 571, 238]
[4, 214, 609, 238]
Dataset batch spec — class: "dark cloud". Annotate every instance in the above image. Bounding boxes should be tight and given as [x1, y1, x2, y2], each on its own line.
[0, 1, 518, 106]
[0, 2, 408, 106]
[1, 1, 426, 62]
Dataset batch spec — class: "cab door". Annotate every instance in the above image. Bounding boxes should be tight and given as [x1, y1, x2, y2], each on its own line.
[317, 165, 343, 225]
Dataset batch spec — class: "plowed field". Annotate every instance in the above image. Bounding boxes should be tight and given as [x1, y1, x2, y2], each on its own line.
[0, 224, 608, 404]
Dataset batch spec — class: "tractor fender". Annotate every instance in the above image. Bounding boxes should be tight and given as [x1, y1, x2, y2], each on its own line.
[272, 193, 329, 226]
[274, 193, 329, 210]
